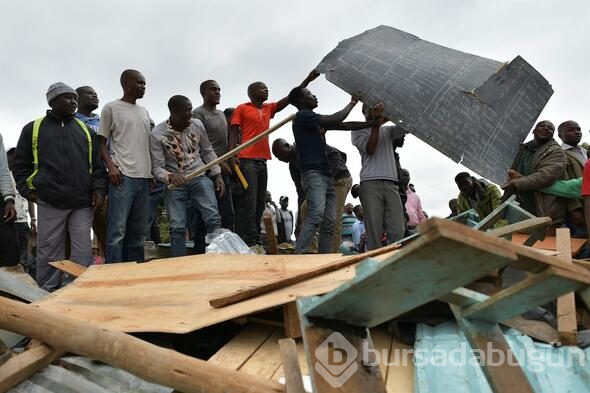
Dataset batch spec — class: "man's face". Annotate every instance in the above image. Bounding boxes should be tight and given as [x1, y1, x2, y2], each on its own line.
[559, 121, 582, 146]
[354, 206, 364, 220]
[171, 99, 193, 129]
[532, 121, 555, 144]
[78, 87, 99, 111]
[456, 177, 474, 196]
[51, 93, 78, 117]
[300, 88, 318, 109]
[401, 170, 410, 187]
[265, 191, 272, 203]
[344, 203, 353, 214]
[274, 140, 294, 163]
[251, 83, 269, 102]
[280, 198, 288, 209]
[203, 81, 221, 105]
[126, 72, 146, 99]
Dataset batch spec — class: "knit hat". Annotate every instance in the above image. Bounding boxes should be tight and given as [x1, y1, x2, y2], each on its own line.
[46, 82, 78, 104]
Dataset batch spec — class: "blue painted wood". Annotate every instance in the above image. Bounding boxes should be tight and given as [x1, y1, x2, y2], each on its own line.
[462, 268, 587, 323]
[304, 227, 517, 328]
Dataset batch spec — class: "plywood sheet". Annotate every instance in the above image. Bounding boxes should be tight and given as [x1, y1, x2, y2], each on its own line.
[34, 252, 396, 334]
[511, 233, 586, 255]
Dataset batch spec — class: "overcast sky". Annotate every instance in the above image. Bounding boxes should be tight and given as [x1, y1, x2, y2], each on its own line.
[1, 0, 588, 217]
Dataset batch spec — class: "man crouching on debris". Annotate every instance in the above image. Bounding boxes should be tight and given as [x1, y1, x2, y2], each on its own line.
[150, 95, 224, 256]
[287, 86, 385, 254]
[13, 83, 107, 291]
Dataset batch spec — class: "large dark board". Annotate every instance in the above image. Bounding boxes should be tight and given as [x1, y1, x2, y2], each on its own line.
[317, 26, 553, 184]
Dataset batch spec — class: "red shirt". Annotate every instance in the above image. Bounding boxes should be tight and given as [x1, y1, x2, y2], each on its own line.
[231, 102, 278, 160]
[581, 160, 590, 196]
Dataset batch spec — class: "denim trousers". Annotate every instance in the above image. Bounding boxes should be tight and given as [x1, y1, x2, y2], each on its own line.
[106, 175, 149, 263]
[296, 170, 336, 254]
[233, 159, 267, 246]
[165, 175, 221, 257]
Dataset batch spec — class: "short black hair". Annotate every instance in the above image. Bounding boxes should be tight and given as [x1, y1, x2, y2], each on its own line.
[288, 86, 305, 107]
[247, 82, 264, 97]
[120, 69, 140, 87]
[353, 204, 362, 215]
[76, 86, 93, 95]
[199, 80, 217, 95]
[454, 172, 471, 183]
[168, 95, 191, 111]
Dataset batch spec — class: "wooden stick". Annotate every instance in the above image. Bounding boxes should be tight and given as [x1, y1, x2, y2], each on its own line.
[264, 214, 279, 255]
[278, 339, 305, 393]
[488, 217, 551, 238]
[48, 260, 88, 277]
[556, 228, 577, 345]
[169, 113, 295, 189]
[0, 297, 283, 393]
[209, 243, 400, 308]
[0, 342, 63, 392]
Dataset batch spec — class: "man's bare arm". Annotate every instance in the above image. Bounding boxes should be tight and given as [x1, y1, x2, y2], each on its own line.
[276, 69, 321, 112]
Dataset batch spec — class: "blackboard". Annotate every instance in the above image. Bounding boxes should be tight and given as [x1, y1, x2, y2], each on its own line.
[317, 26, 553, 184]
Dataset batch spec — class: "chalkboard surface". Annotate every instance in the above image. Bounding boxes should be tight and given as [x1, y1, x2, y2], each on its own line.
[317, 26, 553, 184]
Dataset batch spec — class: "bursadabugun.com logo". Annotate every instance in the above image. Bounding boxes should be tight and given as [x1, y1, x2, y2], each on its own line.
[314, 332, 587, 388]
[315, 333, 359, 388]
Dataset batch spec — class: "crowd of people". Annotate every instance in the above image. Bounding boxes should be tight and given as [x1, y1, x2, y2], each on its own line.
[0, 68, 587, 292]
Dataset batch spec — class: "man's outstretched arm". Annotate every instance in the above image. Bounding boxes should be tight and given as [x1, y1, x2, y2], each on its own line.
[276, 69, 321, 112]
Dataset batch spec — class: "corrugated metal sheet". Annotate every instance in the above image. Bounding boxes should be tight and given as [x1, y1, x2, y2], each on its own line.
[414, 322, 590, 393]
[8, 356, 172, 393]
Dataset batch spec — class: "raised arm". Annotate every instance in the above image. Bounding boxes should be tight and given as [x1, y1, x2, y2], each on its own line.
[276, 69, 321, 112]
[318, 93, 362, 127]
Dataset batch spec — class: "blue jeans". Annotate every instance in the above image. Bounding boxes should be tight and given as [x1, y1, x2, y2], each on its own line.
[165, 175, 221, 256]
[296, 170, 336, 254]
[106, 176, 149, 263]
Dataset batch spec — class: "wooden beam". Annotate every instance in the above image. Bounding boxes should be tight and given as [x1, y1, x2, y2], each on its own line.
[462, 266, 587, 323]
[278, 339, 306, 393]
[555, 228, 577, 345]
[48, 260, 88, 277]
[283, 302, 302, 339]
[488, 217, 551, 238]
[450, 304, 534, 393]
[298, 298, 386, 393]
[0, 297, 284, 393]
[264, 214, 279, 255]
[209, 243, 400, 308]
[0, 342, 63, 392]
[305, 226, 518, 327]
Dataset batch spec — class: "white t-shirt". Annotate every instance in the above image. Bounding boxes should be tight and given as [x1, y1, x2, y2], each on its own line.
[98, 99, 152, 178]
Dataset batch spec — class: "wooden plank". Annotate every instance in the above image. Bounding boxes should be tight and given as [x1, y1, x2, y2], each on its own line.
[239, 329, 284, 380]
[278, 339, 306, 393]
[370, 326, 392, 382]
[209, 243, 400, 308]
[298, 298, 386, 393]
[555, 228, 577, 345]
[305, 221, 519, 327]
[48, 260, 88, 277]
[450, 304, 534, 393]
[0, 297, 284, 393]
[33, 252, 395, 334]
[511, 233, 586, 256]
[0, 342, 63, 392]
[462, 266, 587, 323]
[384, 337, 414, 393]
[488, 217, 551, 238]
[207, 324, 275, 370]
[441, 287, 560, 343]
[283, 302, 302, 339]
[264, 214, 279, 255]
